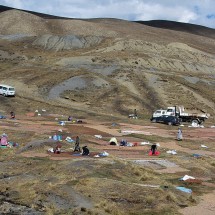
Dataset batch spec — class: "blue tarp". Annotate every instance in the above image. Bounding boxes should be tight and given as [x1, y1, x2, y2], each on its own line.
[176, 186, 192, 193]
[52, 135, 62, 141]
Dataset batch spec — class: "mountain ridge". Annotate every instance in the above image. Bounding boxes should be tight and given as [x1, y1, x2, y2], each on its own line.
[1, 4, 215, 38]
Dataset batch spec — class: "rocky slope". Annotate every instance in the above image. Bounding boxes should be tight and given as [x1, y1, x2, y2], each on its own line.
[0, 5, 215, 119]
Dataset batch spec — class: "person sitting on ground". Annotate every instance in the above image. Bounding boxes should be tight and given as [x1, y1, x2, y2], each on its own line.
[10, 111, 15, 119]
[0, 134, 11, 148]
[120, 139, 127, 146]
[151, 143, 157, 155]
[82, 146, 90, 156]
[54, 142, 62, 154]
[74, 136, 81, 152]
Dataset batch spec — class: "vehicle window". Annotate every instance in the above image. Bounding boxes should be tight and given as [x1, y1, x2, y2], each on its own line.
[0, 86, 2, 89]
[156, 111, 161, 113]
[162, 111, 165, 114]
[167, 109, 173, 112]
[9, 88, 15, 91]
[3, 87, 7, 90]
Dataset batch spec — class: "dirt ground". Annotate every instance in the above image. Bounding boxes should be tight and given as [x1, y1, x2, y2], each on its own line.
[1, 113, 215, 214]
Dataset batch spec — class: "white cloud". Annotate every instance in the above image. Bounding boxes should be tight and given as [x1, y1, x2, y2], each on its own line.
[0, 0, 215, 28]
[178, 10, 198, 23]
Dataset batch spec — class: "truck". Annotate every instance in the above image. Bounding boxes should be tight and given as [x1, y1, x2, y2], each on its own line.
[151, 105, 209, 125]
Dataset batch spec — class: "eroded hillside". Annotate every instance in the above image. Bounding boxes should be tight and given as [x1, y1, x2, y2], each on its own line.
[0, 7, 215, 118]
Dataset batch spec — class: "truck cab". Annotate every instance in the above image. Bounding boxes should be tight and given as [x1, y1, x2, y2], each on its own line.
[165, 107, 178, 116]
[152, 109, 166, 118]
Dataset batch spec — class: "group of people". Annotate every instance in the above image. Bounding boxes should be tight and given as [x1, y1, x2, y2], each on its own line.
[53, 135, 90, 156]
[73, 136, 89, 155]
[53, 122, 182, 157]
[149, 127, 183, 155]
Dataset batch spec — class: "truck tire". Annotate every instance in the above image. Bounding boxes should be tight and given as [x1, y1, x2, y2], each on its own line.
[191, 119, 199, 125]
[168, 122, 173, 126]
[3, 93, 6, 97]
[151, 119, 156, 123]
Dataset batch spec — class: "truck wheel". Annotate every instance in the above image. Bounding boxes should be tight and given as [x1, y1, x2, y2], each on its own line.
[192, 119, 199, 125]
[3, 93, 6, 97]
[168, 122, 173, 125]
[152, 119, 156, 123]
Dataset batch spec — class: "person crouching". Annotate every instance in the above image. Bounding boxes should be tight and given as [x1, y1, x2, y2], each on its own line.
[82, 146, 89, 156]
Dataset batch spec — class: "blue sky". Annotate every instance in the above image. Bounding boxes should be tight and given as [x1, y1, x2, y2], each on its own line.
[1, 0, 215, 28]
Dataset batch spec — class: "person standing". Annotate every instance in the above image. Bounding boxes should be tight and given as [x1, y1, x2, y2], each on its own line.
[74, 136, 81, 152]
[177, 127, 183, 141]
[134, 109, 137, 117]
[151, 143, 157, 155]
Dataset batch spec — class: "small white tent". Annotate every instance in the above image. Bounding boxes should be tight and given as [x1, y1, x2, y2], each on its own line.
[109, 137, 118, 145]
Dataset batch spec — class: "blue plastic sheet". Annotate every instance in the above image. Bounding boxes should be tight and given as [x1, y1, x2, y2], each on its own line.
[176, 186, 192, 193]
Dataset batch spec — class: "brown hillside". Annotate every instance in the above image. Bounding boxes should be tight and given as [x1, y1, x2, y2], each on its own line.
[0, 6, 215, 119]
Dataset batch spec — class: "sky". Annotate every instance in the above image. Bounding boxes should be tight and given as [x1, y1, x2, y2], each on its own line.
[0, 0, 215, 28]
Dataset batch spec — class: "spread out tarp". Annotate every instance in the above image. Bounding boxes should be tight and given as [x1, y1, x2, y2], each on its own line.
[52, 134, 62, 141]
[109, 137, 118, 145]
[65, 137, 74, 143]
[148, 150, 160, 156]
[176, 186, 192, 193]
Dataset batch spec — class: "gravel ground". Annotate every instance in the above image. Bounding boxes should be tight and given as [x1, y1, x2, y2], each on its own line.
[48, 75, 110, 100]
[132, 159, 178, 168]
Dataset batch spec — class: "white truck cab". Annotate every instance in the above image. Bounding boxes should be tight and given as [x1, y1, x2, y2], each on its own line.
[166, 107, 177, 116]
[0, 84, 15, 97]
[152, 109, 166, 118]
